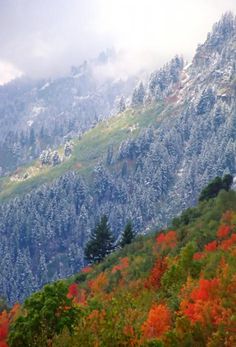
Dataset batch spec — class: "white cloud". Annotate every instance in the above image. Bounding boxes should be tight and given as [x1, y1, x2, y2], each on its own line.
[0, 0, 235, 81]
[0, 61, 22, 85]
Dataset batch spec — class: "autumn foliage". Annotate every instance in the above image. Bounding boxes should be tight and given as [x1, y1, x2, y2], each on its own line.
[156, 230, 177, 249]
[204, 240, 217, 252]
[0, 304, 19, 347]
[141, 304, 171, 339]
[145, 257, 167, 288]
[5, 193, 236, 347]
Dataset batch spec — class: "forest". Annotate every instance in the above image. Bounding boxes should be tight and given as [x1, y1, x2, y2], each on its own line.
[1, 181, 236, 346]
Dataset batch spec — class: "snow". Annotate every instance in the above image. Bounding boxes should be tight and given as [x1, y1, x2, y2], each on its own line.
[27, 120, 34, 127]
[40, 82, 50, 91]
[32, 106, 45, 117]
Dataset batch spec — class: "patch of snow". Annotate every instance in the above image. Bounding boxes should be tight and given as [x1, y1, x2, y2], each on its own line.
[232, 176, 236, 191]
[40, 82, 50, 91]
[27, 120, 34, 127]
[32, 106, 45, 118]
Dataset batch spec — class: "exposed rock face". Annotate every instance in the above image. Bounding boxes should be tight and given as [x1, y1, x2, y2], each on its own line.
[0, 13, 236, 304]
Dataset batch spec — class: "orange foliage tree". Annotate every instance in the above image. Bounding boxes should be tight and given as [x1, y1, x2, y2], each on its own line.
[0, 304, 20, 347]
[111, 257, 129, 274]
[88, 272, 108, 294]
[141, 303, 171, 340]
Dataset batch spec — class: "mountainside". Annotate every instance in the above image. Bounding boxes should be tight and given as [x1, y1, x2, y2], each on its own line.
[0, 49, 137, 175]
[2, 188, 236, 346]
[0, 13, 236, 304]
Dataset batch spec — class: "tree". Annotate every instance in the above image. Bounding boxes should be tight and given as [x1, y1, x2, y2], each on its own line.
[118, 96, 126, 113]
[222, 174, 233, 191]
[120, 221, 135, 248]
[131, 81, 145, 106]
[51, 151, 61, 166]
[9, 282, 78, 347]
[199, 174, 233, 201]
[142, 304, 171, 339]
[85, 215, 115, 263]
[64, 141, 73, 157]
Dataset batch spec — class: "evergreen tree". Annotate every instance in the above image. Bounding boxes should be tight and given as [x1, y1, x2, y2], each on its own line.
[85, 215, 115, 263]
[222, 174, 233, 191]
[131, 81, 145, 106]
[199, 174, 233, 201]
[120, 221, 135, 248]
[118, 96, 126, 113]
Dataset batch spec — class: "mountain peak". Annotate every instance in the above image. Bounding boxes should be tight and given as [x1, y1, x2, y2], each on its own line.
[208, 12, 236, 47]
[192, 12, 236, 69]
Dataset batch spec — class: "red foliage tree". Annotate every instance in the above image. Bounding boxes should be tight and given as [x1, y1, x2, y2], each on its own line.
[67, 283, 79, 299]
[217, 225, 231, 239]
[145, 257, 167, 289]
[67, 283, 87, 305]
[180, 278, 231, 326]
[204, 240, 217, 252]
[220, 233, 236, 250]
[156, 231, 177, 250]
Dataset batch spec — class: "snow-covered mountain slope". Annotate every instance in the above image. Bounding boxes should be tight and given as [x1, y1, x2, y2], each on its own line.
[0, 50, 137, 175]
[0, 13, 236, 304]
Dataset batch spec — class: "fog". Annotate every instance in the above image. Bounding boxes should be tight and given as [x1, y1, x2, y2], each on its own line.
[0, 0, 235, 84]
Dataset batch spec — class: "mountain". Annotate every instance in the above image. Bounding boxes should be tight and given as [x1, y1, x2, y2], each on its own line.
[0, 49, 137, 175]
[0, 13, 236, 304]
[3, 187, 236, 346]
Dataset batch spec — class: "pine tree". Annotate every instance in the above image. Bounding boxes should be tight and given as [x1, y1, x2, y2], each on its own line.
[131, 81, 145, 106]
[199, 174, 233, 201]
[120, 221, 135, 248]
[85, 215, 115, 263]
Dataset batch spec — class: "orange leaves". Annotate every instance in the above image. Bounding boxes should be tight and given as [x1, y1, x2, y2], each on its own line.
[88, 272, 108, 294]
[81, 266, 92, 274]
[156, 231, 177, 250]
[142, 304, 171, 339]
[111, 257, 129, 274]
[145, 257, 167, 289]
[0, 303, 20, 347]
[221, 210, 234, 225]
[204, 240, 217, 252]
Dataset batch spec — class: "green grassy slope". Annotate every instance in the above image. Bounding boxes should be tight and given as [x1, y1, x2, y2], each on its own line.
[0, 102, 169, 202]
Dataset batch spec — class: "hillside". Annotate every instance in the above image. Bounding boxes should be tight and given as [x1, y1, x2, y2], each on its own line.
[0, 102, 165, 202]
[2, 188, 236, 347]
[0, 12, 236, 305]
[0, 50, 137, 175]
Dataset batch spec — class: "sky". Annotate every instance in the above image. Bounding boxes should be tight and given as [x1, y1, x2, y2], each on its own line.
[0, 0, 235, 84]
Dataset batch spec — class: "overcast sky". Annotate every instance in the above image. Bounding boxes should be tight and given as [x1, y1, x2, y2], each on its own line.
[0, 0, 235, 84]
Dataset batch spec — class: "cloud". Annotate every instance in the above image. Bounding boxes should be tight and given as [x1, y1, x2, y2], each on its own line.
[0, 0, 235, 82]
